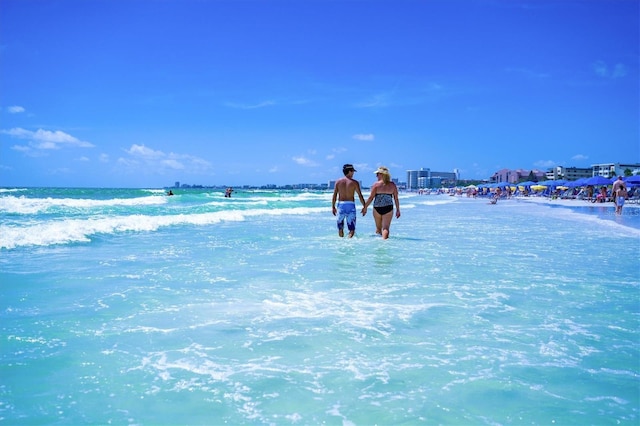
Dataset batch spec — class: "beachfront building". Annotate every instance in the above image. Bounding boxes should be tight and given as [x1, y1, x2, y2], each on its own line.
[545, 166, 592, 181]
[591, 162, 640, 178]
[490, 168, 545, 184]
[406, 168, 458, 189]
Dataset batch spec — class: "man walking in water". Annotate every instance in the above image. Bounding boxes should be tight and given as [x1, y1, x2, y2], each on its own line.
[332, 164, 366, 238]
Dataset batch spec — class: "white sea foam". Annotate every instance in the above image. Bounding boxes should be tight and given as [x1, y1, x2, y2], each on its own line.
[0, 188, 27, 193]
[0, 195, 167, 214]
[0, 207, 327, 249]
[516, 201, 640, 238]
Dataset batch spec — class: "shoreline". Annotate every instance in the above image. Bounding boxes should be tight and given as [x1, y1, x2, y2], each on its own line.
[507, 195, 640, 209]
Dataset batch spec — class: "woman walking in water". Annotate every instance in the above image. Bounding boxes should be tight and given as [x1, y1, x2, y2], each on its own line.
[361, 166, 401, 239]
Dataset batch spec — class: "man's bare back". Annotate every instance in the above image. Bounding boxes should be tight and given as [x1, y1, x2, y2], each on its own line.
[334, 177, 360, 202]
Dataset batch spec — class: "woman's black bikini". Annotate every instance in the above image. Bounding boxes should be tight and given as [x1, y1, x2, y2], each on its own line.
[373, 193, 394, 215]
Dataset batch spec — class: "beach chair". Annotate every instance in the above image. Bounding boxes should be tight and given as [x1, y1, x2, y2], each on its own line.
[627, 188, 640, 204]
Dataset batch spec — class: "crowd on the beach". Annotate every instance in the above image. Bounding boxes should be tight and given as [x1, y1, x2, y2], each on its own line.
[463, 175, 638, 214]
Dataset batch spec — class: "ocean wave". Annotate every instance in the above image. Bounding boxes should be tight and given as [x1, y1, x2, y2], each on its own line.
[0, 188, 28, 193]
[0, 207, 327, 250]
[417, 196, 459, 206]
[0, 195, 168, 214]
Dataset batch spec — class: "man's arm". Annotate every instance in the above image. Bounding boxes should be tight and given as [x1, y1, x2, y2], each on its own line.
[356, 182, 366, 207]
[332, 184, 339, 216]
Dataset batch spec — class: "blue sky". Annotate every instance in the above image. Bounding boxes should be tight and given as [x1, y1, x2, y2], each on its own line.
[1, 0, 638, 188]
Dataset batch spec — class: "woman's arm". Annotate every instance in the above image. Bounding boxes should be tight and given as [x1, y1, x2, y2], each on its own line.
[393, 184, 401, 218]
[361, 183, 378, 214]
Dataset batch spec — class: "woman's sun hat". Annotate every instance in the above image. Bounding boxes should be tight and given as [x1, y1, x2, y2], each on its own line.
[374, 167, 390, 175]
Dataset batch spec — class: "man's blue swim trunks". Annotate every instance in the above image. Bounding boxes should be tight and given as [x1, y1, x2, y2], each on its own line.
[337, 201, 356, 232]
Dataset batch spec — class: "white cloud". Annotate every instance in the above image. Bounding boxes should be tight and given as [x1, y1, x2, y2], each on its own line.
[99, 153, 109, 163]
[7, 106, 25, 114]
[161, 159, 185, 170]
[120, 144, 212, 175]
[76, 156, 90, 162]
[2, 127, 94, 150]
[269, 166, 279, 173]
[572, 154, 588, 161]
[11, 144, 31, 152]
[116, 157, 139, 167]
[612, 63, 627, 78]
[126, 144, 164, 159]
[292, 156, 318, 167]
[352, 134, 374, 141]
[593, 61, 608, 77]
[593, 61, 627, 79]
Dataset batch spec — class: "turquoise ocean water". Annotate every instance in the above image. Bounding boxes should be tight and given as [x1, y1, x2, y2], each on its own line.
[1, 187, 639, 425]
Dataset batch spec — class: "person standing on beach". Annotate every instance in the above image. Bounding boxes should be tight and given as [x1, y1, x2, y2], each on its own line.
[612, 176, 626, 207]
[615, 184, 628, 215]
[332, 164, 366, 238]
[361, 166, 401, 239]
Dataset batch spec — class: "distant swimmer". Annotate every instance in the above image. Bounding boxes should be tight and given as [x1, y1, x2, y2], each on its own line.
[332, 164, 366, 238]
[167, 190, 174, 196]
[224, 187, 233, 198]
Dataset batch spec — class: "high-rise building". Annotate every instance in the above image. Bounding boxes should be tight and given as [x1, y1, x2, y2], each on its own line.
[406, 168, 457, 189]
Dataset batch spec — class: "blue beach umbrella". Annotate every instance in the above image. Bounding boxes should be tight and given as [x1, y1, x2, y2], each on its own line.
[585, 176, 612, 186]
[625, 175, 640, 184]
[566, 178, 588, 188]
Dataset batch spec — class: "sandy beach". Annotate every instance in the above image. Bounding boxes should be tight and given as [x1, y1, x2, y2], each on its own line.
[510, 195, 640, 209]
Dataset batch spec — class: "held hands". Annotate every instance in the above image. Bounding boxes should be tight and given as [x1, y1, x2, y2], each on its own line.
[361, 206, 367, 216]
[395, 209, 401, 219]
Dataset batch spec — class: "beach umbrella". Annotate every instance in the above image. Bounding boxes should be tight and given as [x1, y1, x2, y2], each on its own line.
[566, 178, 588, 188]
[531, 185, 547, 191]
[585, 176, 612, 186]
[542, 180, 567, 187]
[625, 175, 640, 184]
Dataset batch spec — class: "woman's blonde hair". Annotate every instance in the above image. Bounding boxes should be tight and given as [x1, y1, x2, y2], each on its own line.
[376, 166, 391, 184]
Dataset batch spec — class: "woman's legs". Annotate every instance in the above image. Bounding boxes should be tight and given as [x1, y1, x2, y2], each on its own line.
[373, 210, 382, 235]
[380, 212, 393, 239]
